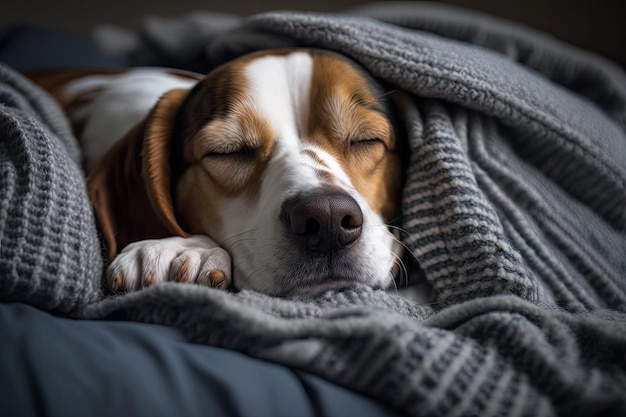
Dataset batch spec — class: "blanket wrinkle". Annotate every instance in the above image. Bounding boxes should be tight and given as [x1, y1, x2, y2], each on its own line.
[2, 3, 626, 416]
[348, 2, 626, 129]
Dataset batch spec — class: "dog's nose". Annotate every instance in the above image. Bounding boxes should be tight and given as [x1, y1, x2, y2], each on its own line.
[282, 192, 363, 253]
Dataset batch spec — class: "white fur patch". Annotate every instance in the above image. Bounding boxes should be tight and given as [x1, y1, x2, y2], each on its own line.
[65, 68, 197, 172]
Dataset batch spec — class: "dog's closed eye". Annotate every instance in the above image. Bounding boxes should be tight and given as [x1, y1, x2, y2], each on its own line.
[350, 137, 386, 149]
[203, 144, 258, 159]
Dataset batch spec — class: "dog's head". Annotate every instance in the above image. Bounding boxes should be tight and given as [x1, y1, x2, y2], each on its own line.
[89, 48, 404, 297]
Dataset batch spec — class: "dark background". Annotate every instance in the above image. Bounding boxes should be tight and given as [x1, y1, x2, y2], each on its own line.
[1, 0, 625, 68]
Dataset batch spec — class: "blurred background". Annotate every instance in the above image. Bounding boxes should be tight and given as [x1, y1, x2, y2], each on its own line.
[1, 0, 624, 68]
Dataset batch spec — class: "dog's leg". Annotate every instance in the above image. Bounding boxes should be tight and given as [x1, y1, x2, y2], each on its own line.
[106, 235, 231, 292]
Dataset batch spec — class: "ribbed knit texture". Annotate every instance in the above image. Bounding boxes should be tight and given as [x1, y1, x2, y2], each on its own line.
[0, 64, 103, 313]
[3, 3, 626, 416]
[82, 283, 626, 417]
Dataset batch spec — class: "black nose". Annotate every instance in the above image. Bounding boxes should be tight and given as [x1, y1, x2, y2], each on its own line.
[281, 192, 363, 254]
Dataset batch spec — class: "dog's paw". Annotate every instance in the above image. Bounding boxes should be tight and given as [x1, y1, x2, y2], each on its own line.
[107, 235, 231, 292]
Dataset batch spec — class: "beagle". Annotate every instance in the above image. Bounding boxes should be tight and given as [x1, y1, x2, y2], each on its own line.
[27, 49, 404, 298]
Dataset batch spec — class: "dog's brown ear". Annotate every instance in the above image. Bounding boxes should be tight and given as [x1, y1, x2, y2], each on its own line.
[87, 89, 190, 260]
[142, 89, 190, 238]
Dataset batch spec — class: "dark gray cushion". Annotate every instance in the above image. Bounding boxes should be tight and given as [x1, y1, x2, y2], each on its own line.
[0, 302, 399, 417]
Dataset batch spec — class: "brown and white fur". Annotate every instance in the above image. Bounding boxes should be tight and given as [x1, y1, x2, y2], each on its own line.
[28, 49, 405, 298]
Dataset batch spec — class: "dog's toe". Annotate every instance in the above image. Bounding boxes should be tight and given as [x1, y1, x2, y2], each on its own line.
[197, 266, 228, 288]
[138, 244, 177, 288]
[106, 252, 141, 292]
[196, 247, 232, 288]
[170, 250, 201, 283]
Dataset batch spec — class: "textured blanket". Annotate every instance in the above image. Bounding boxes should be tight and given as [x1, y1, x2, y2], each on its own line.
[2, 3, 626, 416]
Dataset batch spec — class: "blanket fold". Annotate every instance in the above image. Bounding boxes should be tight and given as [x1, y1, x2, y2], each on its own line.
[2, 3, 626, 416]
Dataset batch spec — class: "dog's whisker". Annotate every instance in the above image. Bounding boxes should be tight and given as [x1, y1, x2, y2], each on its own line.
[236, 263, 269, 280]
[223, 233, 258, 254]
[247, 266, 270, 278]
[233, 249, 262, 274]
[391, 251, 409, 288]
[378, 89, 397, 100]
[226, 237, 258, 254]
[391, 236, 419, 264]
[395, 259, 407, 288]
[222, 229, 257, 245]
[385, 224, 410, 236]
[388, 270, 398, 292]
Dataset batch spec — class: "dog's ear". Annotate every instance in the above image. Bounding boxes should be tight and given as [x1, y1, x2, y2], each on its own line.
[87, 89, 190, 260]
[142, 89, 190, 238]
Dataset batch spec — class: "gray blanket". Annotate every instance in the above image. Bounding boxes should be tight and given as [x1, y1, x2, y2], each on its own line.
[2, 3, 626, 416]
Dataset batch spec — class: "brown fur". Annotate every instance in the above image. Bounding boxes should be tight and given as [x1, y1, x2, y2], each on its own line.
[87, 89, 191, 260]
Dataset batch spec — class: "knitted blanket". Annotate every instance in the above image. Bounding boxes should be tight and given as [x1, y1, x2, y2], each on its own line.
[2, 3, 626, 416]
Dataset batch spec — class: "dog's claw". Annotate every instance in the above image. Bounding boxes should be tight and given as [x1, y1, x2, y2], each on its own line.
[107, 270, 124, 293]
[209, 269, 226, 287]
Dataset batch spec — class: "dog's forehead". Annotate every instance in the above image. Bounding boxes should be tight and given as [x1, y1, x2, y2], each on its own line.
[242, 51, 314, 140]
[246, 50, 385, 152]
[250, 50, 382, 108]
[239, 49, 376, 87]
[187, 49, 380, 121]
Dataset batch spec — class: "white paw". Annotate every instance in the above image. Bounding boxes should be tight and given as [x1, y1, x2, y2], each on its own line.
[107, 235, 231, 292]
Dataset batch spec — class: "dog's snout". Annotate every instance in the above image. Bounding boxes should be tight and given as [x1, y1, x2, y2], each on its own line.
[282, 192, 363, 253]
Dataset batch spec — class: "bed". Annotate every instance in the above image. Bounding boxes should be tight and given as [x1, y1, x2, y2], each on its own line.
[1, 3, 626, 416]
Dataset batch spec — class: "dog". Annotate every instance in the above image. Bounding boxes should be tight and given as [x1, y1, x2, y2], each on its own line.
[27, 48, 405, 298]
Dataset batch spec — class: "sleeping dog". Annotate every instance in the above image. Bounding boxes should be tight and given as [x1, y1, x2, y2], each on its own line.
[28, 49, 405, 298]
